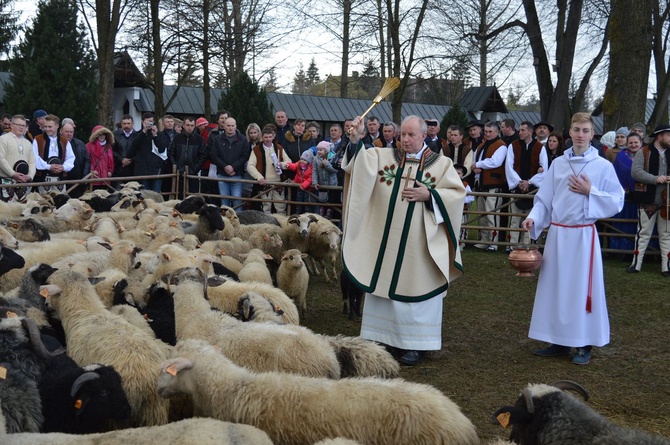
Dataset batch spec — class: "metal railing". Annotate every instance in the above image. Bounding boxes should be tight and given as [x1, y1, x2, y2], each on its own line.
[1, 172, 655, 255]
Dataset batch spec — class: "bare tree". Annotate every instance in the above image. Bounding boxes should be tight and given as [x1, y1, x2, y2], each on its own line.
[603, 0, 653, 130]
[647, 1, 670, 130]
[77, 0, 138, 127]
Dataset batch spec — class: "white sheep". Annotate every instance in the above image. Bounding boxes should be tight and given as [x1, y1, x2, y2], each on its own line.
[0, 404, 273, 444]
[44, 268, 171, 427]
[276, 248, 309, 316]
[158, 339, 480, 445]
[306, 222, 342, 283]
[169, 267, 339, 378]
[0, 224, 19, 249]
[238, 248, 273, 284]
[206, 277, 299, 325]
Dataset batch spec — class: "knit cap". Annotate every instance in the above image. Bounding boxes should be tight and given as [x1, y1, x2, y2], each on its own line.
[630, 122, 646, 133]
[316, 141, 332, 152]
[300, 150, 314, 163]
[195, 117, 208, 127]
[616, 127, 629, 137]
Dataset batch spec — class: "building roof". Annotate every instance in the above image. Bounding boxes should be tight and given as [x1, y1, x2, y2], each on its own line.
[458, 86, 508, 114]
[132, 85, 225, 116]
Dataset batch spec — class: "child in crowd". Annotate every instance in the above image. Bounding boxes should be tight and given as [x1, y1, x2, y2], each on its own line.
[454, 164, 474, 250]
[312, 141, 338, 219]
[282, 150, 315, 214]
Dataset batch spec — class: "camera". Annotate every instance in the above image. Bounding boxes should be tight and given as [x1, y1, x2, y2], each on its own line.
[147, 121, 154, 127]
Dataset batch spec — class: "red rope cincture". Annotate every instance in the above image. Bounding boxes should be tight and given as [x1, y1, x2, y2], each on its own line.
[550, 222, 596, 313]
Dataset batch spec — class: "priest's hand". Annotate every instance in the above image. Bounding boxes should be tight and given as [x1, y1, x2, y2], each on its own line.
[348, 116, 364, 144]
[402, 180, 429, 202]
[522, 218, 533, 231]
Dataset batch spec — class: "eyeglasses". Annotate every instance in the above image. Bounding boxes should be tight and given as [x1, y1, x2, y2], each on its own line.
[11, 122, 26, 128]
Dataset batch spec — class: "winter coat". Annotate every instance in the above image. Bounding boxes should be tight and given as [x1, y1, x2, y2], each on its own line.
[112, 129, 138, 177]
[127, 129, 169, 176]
[208, 130, 249, 176]
[86, 126, 115, 186]
[312, 153, 338, 201]
[284, 161, 314, 190]
[169, 131, 207, 174]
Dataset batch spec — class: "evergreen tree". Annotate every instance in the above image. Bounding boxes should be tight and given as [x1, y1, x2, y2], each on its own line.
[292, 64, 307, 94]
[4, 0, 97, 133]
[306, 58, 320, 87]
[441, 103, 469, 132]
[219, 71, 273, 130]
[0, 0, 20, 56]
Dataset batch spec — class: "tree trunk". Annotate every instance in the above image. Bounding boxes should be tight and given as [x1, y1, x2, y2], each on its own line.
[377, 0, 385, 79]
[150, 0, 165, 118]
[478, 0, 487, 86]
[520, 0, 553, 121]
[648, 3, 670, 130]
[547, 0, 583, 132]
[94, 0, 122, 128]
[203, 0, 211, 119]
[340, 0, 351, 98]
[603, 0, 653, 130]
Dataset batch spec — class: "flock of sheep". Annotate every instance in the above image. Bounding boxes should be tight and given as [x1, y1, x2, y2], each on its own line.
[0, 182, 668, 444]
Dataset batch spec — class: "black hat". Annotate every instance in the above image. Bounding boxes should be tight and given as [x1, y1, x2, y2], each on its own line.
[533, 121, 554, 133]
[651, 124, 670, 137]
[13, 160, 29, 175]
[465, 120, 484, 129]
[47, 156, 62, 165]
[453, 163, 467, 174]
[424, 118, 439, 127]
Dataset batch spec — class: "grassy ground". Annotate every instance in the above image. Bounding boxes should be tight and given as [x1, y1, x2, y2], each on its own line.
[302, 248, 670, 442]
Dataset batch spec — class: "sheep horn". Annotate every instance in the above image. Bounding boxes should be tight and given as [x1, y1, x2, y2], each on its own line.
[521, 387, 535, 414]
[21, 317, 64, 360]
[551, 380, 589, 401]
[71, 372, 100, 398]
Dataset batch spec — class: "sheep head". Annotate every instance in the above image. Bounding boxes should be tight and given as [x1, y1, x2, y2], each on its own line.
[493, 381, 590, 444]
[157, 356, 194, 399]
[71, 364, 132, 429]
[281, 249, 308, 269]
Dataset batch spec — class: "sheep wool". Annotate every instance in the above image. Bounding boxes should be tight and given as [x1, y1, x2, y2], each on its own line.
[158, 339, 479, 445]
[46, 269, 171, 427]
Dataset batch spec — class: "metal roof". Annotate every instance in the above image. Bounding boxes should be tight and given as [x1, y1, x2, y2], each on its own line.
[133, 85, 225, 116]
[458, 86, 508, 113]
[266, 92, 452, 123]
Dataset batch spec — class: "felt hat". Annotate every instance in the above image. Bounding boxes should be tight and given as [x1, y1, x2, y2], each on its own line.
[533, 121, 554, 133]
[424, 118, 439, 126]
[651, 124, 670, 137]
[465, 120, 484, 129]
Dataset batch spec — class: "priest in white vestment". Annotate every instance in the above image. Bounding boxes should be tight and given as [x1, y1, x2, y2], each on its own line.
[522, 113, 624, 365]
[341, 115, 465, 366]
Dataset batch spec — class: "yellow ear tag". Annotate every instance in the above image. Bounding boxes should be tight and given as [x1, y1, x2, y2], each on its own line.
[263, 234, 269, 241]
[74, 399, 82, 410]
[6, 311, 17, 318]
[166, 365, 177, 376]
[496, 412, 511, 428]
[40, 288, 50, 298]
[0, 366, 6, 379]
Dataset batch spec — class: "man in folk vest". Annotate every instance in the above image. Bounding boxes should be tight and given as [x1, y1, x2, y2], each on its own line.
[424, 118, 446, 154]
[628, 124, 670, 276]
[444, 125, 473, 177]
[247, 126, 291, 215]
[32, 114, 74, 193]
[373, 122, 399, 148]
[505, 121, 548, 249]
[473, 121, 507, 251]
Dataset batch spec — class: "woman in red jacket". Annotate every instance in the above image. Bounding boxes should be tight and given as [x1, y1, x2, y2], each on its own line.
[87, 125, 115, 189]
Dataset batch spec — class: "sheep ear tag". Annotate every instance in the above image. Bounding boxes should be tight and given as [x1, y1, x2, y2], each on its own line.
[0, 366, 6, 379]
[496, 412, 511, 428]
[74, 399, 83, 410]
[166, 365, 178, 376]
[40, 288, 49, 298]
[6, 311, 18, 318]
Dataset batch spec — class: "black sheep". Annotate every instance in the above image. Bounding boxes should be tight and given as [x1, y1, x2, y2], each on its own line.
[0, 316, 57, 433]
[174, 195, 206, 214]
[340, 270, 363, 320]
[0, 246, 24, 277]
[39, 357, 132, 434]
[237, 209, 281, 226]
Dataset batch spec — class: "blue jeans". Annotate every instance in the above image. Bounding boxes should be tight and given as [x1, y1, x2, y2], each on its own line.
[218, 174, 242, 208]
[141, 178, 162, 193]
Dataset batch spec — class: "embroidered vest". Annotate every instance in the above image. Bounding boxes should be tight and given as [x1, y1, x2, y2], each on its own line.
[475, 138, 506, 188]
[34, 134, 68, 180]
[511, 139, 543, 180]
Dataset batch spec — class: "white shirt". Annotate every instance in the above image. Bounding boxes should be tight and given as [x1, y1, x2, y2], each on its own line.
[32, 135, 75, 172]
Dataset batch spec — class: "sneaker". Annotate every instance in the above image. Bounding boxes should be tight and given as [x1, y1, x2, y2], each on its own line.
[572, 347, 592, 365]
[626, 266, 639, 274]
[504, 246, 512, 254]
[486, 245, 497, 252]
[533, 344, 571, 357]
